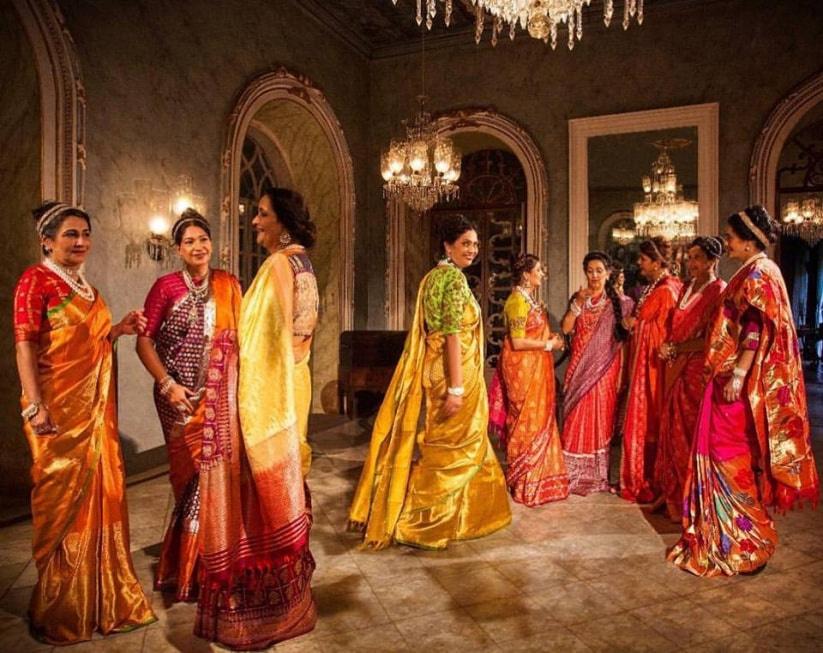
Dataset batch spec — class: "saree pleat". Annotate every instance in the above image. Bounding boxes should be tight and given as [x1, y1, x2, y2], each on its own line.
[350, 269, 511, 550]
[195, 253, 315, 649]
[669, 257, 818, 576]
[494, 306, 568, 506]
[23, 292, 155, 645]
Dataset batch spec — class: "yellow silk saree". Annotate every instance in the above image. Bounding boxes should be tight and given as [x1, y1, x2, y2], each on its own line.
[349, 267, 511, 550]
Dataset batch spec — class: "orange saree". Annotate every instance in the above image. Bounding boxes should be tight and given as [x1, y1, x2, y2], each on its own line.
[14, 265, 155, 645]
[490, 290, 568, 505]
[620, 274, 682, 502]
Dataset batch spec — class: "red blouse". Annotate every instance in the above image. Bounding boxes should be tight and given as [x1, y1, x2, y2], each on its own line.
[13, 264, 87, 343]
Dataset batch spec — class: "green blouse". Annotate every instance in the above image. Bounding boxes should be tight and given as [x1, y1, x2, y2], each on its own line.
[422, 265, 473, 335]
[503, 291, 531, 339]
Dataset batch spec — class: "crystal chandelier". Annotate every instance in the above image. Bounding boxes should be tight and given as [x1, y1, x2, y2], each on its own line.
[393, 0, 643, 50]
[633, 139, 698, 243]
[611, 224, 636, 245]
[782, 196, 823, 246]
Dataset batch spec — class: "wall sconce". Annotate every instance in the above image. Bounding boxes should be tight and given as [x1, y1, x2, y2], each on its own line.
[120, 175, 204, 268]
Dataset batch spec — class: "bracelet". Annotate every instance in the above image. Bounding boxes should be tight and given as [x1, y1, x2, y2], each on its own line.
[569, 301, 582, 317]
[731, 376, 744, 393]
[447, 386, 464, 397]
[543, 340, 553, 352]
[21, 401, 42, 421]
[158, 375, 175, 396]
[732, 367, 747, 378]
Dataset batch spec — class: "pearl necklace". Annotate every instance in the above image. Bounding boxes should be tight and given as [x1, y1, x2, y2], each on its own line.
[678, 277, 715, 310]
[636, 272, 668, 311]
[585, 292, 607, 310]
[43, 258, 95, 302]
[515, 285, 540, 311]
[183, 269, 210, 325]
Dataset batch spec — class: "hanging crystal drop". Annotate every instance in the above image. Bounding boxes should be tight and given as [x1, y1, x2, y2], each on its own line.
[416, 0, 423, 26]
[604, 0, 614, 26]
[638, 0, 645, 24]
[445, 0, 453, 27]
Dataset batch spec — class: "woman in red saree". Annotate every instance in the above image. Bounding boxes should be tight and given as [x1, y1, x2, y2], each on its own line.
[655, 237, 726, 521]
[136, 210, 242, 602]
[193, 188, 317, 648]
[668, 206, 818, 576]
[489, 254, 568, 505]
[560, 251, 633, 495]
[620, 237, 682, 502]
[13, 202, 155, 645]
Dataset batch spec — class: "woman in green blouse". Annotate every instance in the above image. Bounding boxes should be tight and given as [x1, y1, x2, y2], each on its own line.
[349, 215, 511, 549]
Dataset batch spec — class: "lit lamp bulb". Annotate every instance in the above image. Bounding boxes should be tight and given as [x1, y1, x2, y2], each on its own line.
[380, 152, 394, 182]
[148, 214, 169, 236]
[409, 140, 428, 173]
[801, 198, 816, 220]
[433, 138, 453, 175]
[642, 176, 652, 194]
[388, 141, 405, 174]
[173, 195, 193, 215]
[445, 153, 461, 183]
[147, 214, 170, 262]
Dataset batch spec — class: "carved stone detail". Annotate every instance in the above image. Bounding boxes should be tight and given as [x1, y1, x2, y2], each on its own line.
[220, 67, 355, 330]
[13, 0, 86, 205]
[749, 71, 823, 218]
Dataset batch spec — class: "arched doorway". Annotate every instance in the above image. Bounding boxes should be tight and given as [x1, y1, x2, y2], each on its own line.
[385, 108, 548, 332]
[220, 68, 355, 411]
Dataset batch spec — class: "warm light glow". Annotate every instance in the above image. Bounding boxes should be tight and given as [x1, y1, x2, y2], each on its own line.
[148, 214, 169, 236]
[173, 196, 194, 215]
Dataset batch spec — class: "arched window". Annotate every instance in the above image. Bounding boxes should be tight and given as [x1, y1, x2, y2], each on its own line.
[238, 136, 277, 288]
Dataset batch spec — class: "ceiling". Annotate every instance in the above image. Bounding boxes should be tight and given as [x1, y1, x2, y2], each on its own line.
[295, 0, 711, 59]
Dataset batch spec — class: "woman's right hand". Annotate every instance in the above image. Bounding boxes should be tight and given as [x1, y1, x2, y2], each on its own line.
[573, 285, 591, 305]
[441, 394, 463, 419]
[30, 406, 57, 436]
[166, 382, 196, 415]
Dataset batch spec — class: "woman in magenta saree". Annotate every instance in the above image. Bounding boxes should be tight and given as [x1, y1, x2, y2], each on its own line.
[560, 251, 633, 495]
[669, 206, 819, 576]
[655, 237, 726, 521]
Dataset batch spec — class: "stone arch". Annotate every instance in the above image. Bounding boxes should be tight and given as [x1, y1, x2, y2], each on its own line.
[749, 70, 823, 218]
[13, 0, 86, 204]
[220, 66, 355, 330]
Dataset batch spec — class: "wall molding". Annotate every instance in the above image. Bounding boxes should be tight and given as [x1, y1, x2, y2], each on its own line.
[384, 107, 549, 327]
[13, 0, 86, 205]
[749, 70, 823, 219]
[220, 66, 355, 330]
[568, 102, 719, 293]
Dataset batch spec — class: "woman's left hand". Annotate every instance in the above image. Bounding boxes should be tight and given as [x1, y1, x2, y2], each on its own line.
[722, 375, 743, 403]
[114, 310, 147, 338]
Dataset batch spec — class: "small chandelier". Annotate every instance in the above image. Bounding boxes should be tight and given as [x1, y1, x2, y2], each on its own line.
[782, 196, 823, 246]
[611, 223, 636, 245]
[633, 139, 698, 243]
[394, 1, 643, 50]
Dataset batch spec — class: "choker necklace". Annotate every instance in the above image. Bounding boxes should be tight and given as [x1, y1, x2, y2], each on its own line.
[636, 272, 667, 310]
[43, 258, 95, 302]
[585, 292, 606, 309]
[679, 277, 715, 309]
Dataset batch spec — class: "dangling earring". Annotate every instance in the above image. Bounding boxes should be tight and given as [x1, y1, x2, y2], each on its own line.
[279, 231, 292, 247]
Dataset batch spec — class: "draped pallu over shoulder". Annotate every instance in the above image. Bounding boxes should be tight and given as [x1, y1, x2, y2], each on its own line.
[349, 266, 511, 549]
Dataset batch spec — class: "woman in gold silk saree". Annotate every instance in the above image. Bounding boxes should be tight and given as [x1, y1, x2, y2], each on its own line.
[350, 217, 511, 550]
[13, 203, 155, 645]
[194, 188, 317, 648]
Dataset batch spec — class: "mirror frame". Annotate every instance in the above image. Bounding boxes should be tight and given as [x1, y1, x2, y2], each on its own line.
[568, 103, 719, 294]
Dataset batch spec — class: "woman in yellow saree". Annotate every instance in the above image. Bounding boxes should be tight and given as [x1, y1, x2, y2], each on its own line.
[350, 215, 511, 550]
[13, 202, 155, 645]
[194, 188, 317, 648]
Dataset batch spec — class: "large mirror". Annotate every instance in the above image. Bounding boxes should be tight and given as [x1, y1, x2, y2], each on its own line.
[568, 104, 719, 294]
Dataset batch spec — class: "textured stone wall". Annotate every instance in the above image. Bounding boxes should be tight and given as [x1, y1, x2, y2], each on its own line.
[53, 0, 371, 473]
[0, 1, 42, 505]
[367, 0, 823, 319]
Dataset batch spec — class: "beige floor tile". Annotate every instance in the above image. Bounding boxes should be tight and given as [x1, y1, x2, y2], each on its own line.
[315, 623, 408, 652]
[463, 595, 558, 644]
[629, 597, 737, 647]
[529, 580, 625, 626]
[143, 622, 216, 652]
[350, 547, 425, 581]
[586, 570, 679, 610]
[367, 568, 455, 621]
[568, 613, 678, 653]
[434, 564, 520, 607]
[744, 615, 823, 651]
[312, 583, 391, 637]
[504, 627, 593, 652]
[0, 585, 31, 619]
[393, 609, 497, 652]
[493, 558, 575, 592]
[58, 628, 146, 652]
[0, 562, 26, 599]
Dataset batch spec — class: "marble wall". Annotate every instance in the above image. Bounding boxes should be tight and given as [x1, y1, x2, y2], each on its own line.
[366, 0, 823, 320]
[0, 1, 42, 504]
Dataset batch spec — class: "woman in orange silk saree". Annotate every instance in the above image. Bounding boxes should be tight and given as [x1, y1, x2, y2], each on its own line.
[489, 255, 568, 505]
[620, 237, 682, 503]
[669, 207, 818, 576]
[655, 237, 726, 521]
[13, 203, 155, 645]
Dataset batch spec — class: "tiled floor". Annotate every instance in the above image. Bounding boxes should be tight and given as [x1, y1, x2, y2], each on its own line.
[2, 382, 822, 652]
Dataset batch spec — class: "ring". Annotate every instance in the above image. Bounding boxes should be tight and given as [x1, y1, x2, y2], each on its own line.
[176, 403, 186, 412]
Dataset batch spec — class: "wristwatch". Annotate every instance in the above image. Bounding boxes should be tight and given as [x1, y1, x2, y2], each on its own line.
[21, 401, 42, 421]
